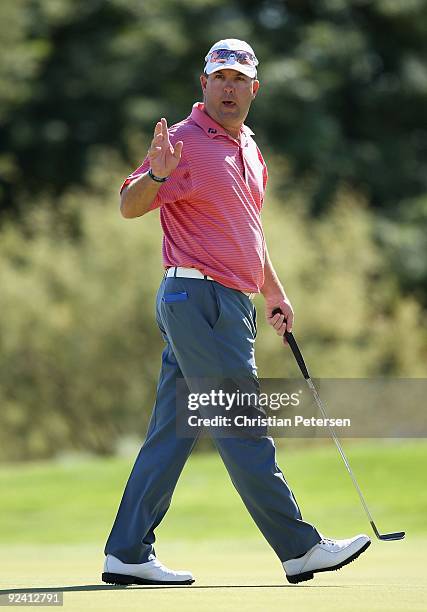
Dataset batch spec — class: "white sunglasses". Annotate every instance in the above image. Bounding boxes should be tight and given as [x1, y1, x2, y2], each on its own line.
[205, 49, 259, 67]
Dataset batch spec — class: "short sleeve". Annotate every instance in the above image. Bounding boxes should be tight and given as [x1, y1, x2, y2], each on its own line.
[119, 132, 193, 211]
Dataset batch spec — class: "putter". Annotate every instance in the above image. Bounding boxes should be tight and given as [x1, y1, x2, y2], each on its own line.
[272, 308, 405, 541]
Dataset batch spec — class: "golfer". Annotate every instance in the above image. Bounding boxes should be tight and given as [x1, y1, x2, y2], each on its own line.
[102, 39, 370, 586]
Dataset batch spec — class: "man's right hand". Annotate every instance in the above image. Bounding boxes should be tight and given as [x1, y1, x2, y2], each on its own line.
[148, 117, 183, 179]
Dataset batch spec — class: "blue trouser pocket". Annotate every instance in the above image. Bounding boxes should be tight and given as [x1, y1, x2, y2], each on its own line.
[162, 291, 189, 303]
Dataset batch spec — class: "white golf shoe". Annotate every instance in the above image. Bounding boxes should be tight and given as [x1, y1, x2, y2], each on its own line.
[102, 554, 195, 585]
[283, 534, 371, 584]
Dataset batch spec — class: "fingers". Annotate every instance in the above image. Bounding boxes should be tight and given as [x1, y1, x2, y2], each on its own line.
[149, 122, 164, 157]
[270, 312, 283, 327]
[149, 118, 182, 174]
[153, 121, 162, 137]
[161, 117, 171, 148]
[270, 312, 287, 336]
[151, 118, 168, 149]
[173, 140, 183, 159]
[268, 306, 294, 337]
[153, 117, 168, 138]
[151, 117, 177, 156]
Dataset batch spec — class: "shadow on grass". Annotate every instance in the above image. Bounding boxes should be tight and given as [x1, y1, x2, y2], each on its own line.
[1, 584, 352, 593]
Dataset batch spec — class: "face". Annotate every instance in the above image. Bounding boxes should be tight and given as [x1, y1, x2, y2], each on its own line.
[200, 69, 260, 136]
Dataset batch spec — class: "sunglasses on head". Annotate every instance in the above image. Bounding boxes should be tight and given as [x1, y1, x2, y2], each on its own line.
[206, 49, 259, 67]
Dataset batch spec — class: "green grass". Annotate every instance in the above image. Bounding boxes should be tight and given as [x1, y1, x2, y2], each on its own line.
[1, 441, 427, 610]
[1, 440, 426, 544]
[1, 540, 426, 611]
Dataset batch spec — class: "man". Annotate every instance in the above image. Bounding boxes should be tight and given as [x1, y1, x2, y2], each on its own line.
[102, 39, 370, 586]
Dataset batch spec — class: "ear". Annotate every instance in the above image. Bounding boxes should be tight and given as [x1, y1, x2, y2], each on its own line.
[200, 74, 207, 93]
[252, 79, 260, 99]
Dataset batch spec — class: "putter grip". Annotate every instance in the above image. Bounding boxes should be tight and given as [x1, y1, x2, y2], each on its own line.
[272, 308, 310, 380]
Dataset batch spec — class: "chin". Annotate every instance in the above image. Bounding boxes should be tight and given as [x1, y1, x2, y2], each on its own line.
[219, 108, 241, 120]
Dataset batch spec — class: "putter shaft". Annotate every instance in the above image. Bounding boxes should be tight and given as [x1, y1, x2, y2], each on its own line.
[271, 308, 405, 541]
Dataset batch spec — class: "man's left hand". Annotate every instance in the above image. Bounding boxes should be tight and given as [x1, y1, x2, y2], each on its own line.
[264, 295, 294, 343]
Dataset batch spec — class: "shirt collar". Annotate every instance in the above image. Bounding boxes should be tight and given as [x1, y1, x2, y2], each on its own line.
[190, 102, 255, 142]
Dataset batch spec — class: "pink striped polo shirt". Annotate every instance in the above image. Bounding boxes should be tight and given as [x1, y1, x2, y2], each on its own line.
[120, 102, 268, 293]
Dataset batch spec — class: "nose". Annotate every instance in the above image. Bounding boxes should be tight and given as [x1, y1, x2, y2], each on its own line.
[223, 81, 234, 94]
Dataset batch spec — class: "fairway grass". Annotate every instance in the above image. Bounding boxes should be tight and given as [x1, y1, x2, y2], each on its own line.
[1, 441, 426, 610]
[1, 440, 426, 544]
[1, 539, 426, 611]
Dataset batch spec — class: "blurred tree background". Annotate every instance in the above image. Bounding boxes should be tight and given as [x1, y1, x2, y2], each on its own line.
[0, 0, 426, 461]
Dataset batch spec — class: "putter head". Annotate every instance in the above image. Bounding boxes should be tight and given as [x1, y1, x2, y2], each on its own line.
[371, 522, 405, 541]
[378, 532, 405, 541]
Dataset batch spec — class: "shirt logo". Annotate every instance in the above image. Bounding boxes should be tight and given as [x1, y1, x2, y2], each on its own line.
[207, 128, 217, 134]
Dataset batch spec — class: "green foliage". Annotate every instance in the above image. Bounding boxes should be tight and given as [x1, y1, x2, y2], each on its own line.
[1, 0, 426, 216]
[375, 194, 427, 301]
[256, 178, 427, 378]
[0, 158, 425, 460]
[0, 163, 164, 460]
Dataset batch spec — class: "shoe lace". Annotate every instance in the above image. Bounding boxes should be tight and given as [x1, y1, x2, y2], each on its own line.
[320, 537, 335, 545]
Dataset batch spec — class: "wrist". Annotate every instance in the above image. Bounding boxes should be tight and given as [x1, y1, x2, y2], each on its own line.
[261, 283, 285, 300]
[148, 168, 169, 182]
[263, 288, 288, 306]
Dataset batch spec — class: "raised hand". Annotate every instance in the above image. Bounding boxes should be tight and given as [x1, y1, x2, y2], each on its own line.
[148, 117, 183, 179]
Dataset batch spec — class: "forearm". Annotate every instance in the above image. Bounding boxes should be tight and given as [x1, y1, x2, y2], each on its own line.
[261, 246, 294, 335]
[261, 247, 286, 299]
[120, 172, 162, 218]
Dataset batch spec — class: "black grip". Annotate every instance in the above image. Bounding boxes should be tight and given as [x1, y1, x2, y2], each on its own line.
[271, 308, 310, 380]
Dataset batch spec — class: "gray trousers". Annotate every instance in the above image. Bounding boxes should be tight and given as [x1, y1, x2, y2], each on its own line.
[104, 275, 321, 563]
